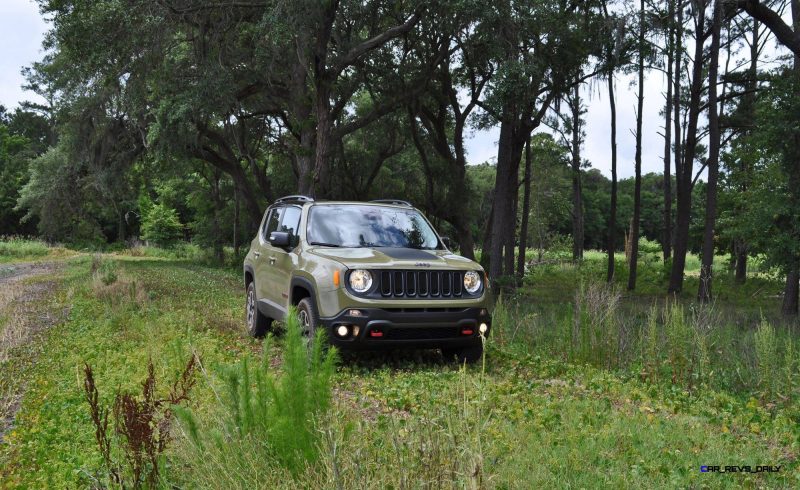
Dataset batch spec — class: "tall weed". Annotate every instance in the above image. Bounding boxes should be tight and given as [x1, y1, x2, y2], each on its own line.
[176, 307, 337, 485]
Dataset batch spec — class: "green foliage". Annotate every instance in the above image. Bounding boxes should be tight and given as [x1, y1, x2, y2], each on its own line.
[140, 203, 183, 247]
[0, 237, 49, 260]
[176, 307, 337, 479]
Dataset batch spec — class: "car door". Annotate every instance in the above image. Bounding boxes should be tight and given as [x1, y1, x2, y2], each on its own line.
[255, 206, 283, 312]
[268, 205, 302, 312]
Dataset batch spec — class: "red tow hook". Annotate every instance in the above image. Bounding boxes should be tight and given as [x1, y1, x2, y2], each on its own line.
[369, 329, 384, 338]
[461, 328, 474, 336]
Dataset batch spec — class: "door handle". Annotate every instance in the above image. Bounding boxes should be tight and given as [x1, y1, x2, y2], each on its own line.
[269, 256, 276, 265]
[254, 251, 261, 259]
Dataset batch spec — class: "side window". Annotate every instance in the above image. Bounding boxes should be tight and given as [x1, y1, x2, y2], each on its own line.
[262, 207, 283, 240]
[280, 206, 301, 236]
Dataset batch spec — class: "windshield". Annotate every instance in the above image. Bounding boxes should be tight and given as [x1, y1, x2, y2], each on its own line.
[307, 205, 441, 249]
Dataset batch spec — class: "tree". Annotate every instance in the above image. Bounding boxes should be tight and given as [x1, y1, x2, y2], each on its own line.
[736, 0, 800, 56]
[661, 0, 677, 262]
[475, 1, 602, 285]
[627, 0, 647, 291]
[669, 0, 708, 293]
[406, 7, 494, 259]
[698, 0, 723, 302]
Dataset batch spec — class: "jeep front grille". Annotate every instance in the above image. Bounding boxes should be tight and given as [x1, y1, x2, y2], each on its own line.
[378, 270, 464, 298]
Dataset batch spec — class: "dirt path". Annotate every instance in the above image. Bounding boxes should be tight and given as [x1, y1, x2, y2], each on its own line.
[0, 261, 68, 442]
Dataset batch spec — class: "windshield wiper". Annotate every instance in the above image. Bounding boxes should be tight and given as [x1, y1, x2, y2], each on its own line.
[308, 241, 342, 247]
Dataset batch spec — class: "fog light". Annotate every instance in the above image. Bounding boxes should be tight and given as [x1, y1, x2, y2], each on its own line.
[336, 325, 350, 338]
[348, 309, 363, 317]
[479, 323, 488, 334]
[353, 325, 360, 337]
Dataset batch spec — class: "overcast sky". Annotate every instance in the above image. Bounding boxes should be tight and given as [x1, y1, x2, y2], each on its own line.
[0, 0, 787, 181]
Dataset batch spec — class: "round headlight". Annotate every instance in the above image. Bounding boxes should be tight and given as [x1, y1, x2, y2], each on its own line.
[349, 270, 373, 293]
[463, 271, 482, 294]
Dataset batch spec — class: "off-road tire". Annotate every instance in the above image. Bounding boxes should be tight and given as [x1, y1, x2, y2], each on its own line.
[246, 282, 272, 338]
[442, 343, 483, 364]
[297, 297, 321, 344]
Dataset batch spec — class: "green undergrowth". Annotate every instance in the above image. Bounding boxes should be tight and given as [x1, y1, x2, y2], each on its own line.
[0, 253, 797, 488]
[0, 237, 74, 264]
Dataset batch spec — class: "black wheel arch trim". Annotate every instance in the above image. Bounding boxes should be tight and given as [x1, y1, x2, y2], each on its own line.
[243, 264, 255, 288]
[290, 275, 319, 310]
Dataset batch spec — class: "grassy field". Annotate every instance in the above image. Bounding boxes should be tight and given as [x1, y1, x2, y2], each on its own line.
[0, 240, 798, 488]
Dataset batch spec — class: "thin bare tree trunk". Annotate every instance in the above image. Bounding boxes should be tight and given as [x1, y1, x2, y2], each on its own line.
[518, 138, 532, 282]
[570, 82, 584, 261]
[607, 71, 618, 282]
[672, 1, 683, 260]
[698, 0, 722, 302]
[663, 0, 675, 262]
[628, 0, 645, 290]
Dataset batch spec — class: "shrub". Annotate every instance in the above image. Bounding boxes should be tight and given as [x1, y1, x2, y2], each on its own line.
[754, 320, 780, 401]
[140, 203, 183, 247]
[637, 237, 662, 256]
[175, 307, 338, 484]
[82, 355, 198, 489]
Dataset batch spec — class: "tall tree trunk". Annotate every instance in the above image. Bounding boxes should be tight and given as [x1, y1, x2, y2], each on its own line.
[489, 110, 529, 285]
[489, 114, 519, 283]
[734, 18, 759, 285]
[735, 240, 748, 283]
[662, 0, 675, 262]
[518, 138, 533, 282]
[628, 0, 646, 291]
[607, 69, 618, 282]
[669, 0, 706, 294]
[672, 1, 683, 257]
[507, 170, 519, 277]
[785, 0, 800, 315]
[784, 270, 800, 315]
[210, 173, 225, 264]
[570, 82, 584, 262]
[698, 0, 723, 302]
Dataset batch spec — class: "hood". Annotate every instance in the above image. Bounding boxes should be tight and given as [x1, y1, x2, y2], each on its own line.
[307, 246, 481, 270]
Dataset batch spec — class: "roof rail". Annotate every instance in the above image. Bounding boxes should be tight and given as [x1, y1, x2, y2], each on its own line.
[274, 195, 315, 204]
[370, 199, 412, 207]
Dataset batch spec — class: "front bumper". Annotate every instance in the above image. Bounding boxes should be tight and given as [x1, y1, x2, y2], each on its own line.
[319, 307, 491, 349]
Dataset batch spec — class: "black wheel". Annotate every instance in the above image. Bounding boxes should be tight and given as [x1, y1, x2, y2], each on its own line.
[442, 343, 484, 364]
[297, 297, 321, 344]
[246, 282, 272, 338]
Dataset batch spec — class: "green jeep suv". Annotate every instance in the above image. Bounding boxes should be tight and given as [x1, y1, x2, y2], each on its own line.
[243, 196, 491, 362]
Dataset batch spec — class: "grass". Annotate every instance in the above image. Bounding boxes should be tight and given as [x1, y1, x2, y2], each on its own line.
[0, 237, 74, 264]
[0, 249, 798, 488]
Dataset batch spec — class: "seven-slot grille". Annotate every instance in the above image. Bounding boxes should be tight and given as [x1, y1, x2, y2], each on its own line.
[378, 270, 465, 298]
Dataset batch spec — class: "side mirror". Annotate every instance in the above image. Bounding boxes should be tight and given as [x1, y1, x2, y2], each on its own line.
[440, 236, 452, 249]
[268, 231, 291, 247]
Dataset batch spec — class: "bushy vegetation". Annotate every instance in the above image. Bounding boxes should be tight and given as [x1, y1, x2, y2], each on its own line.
[140, 203, 184, 248]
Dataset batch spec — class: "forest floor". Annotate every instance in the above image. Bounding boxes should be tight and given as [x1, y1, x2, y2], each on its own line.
[0, 248, 797, 488]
